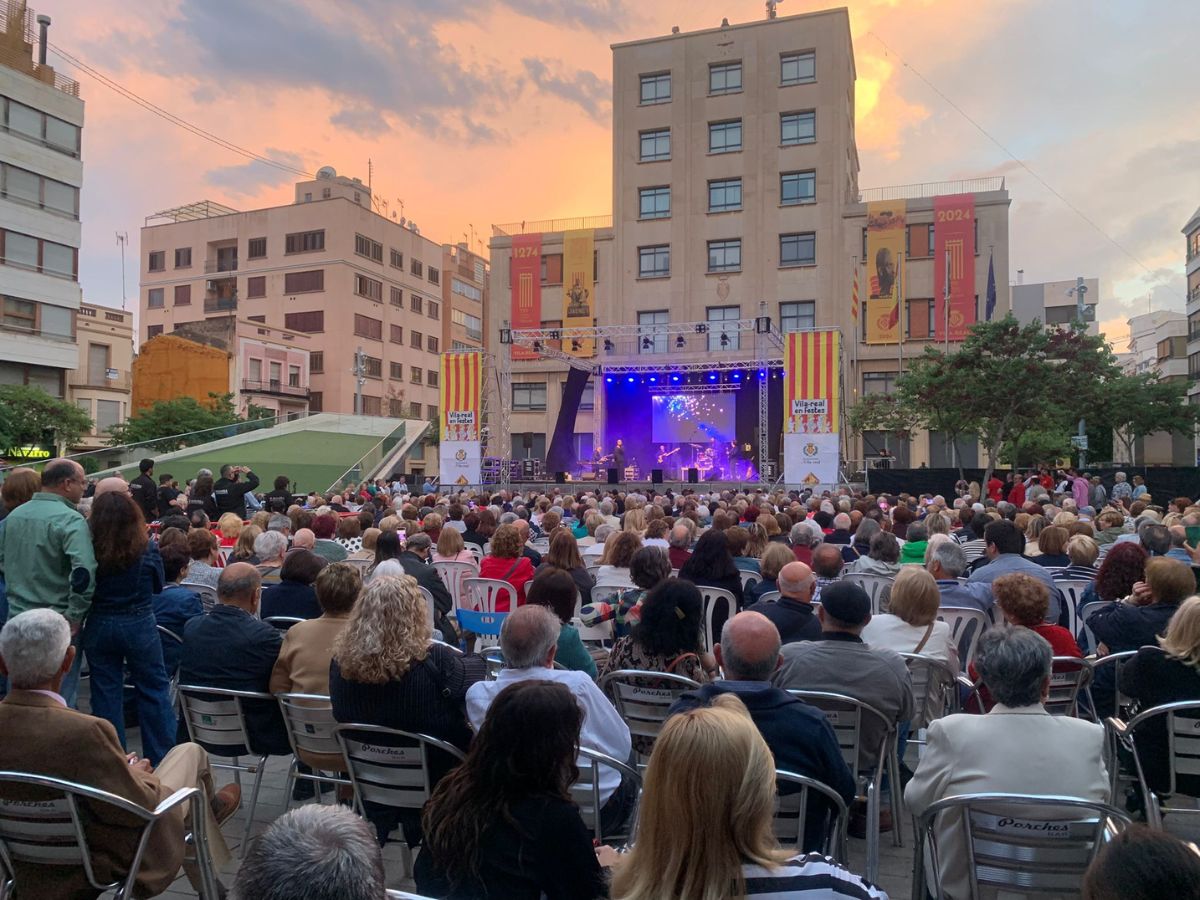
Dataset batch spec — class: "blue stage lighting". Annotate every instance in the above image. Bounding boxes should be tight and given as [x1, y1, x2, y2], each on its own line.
[708, 372, 718, 382]
[732, 371, 742, 381]
[758, 369, 767, 380]
[670, 374, 681, 383]
[648, 375, 658, 383]
[627, 375, 636, 384]
[605, 376, 614, 384]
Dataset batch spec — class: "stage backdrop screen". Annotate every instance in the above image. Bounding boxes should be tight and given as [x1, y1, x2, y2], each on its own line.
[651, 393, 736, 444]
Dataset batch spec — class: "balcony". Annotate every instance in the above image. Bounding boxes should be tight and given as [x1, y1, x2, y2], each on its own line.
[69, 371, 132, 391]
[241, 378, 309, 399]
[204, 276, 237, 313]
[205, 256, 238, 274]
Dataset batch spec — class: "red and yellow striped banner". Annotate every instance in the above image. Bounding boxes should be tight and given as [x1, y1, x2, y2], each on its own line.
[851, 264, 860, 323]
[439, 351, 481, 441]
[784, 331, 840, 435]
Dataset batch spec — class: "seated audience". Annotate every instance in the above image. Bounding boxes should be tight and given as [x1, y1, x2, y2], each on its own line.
[478, 523, 536, 610]
[253, 529, 288, 583]
[350, 526, 379, 561]
[862, 567, 954, 663]
[1082, 824, 1200, 900]
[260, 548, 327, 621]
[467, 606, 633, 832]
[233, 523, 261, 562]
[747, 541, 798, 603]
[582, 522, 614, 561]
[526, 567, 597, 678]
[1029, 524, 1071, 568]
[612, 692, 886, 900]
[594, 530, 644, 589]
[432, 525, 474, 564]
[391, 532, 458, 643]
[330, 574, 486, 844]
[152, 544, 203, 673]
[746, 561, 821, 644]
[311, 514, 348, 562]
[810, 543, 847, 600]
[968, 520, 1065, 623]
[726, 526, 761, 574]
[669, 611, 855, 853]
[678, 528, 745, 617]
[1054, 533, 1101, 582]
[537, 528, 595, 603]
[335, 516, 363, 555]
[905, 627, 1109, 900]
[1078, 539, 1147, 616]
[417, 681, 611, 899]
[926, 540, 994, 612]
[182, 526, 222, 589]
[217, 512, 243, 548]
[790, 523, 817, 565]
[579, 545, 672, 637]
[667, 523, 692, 569]
[0, 609, 236, 898]
[898, 522, 929, 565]
[995, 572, 1082, 657]
[851, 530, 901, 577]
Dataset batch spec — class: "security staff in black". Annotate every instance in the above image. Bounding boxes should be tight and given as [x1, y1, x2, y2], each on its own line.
[129, 457, 160, 522]
[213, 464, 260, 519]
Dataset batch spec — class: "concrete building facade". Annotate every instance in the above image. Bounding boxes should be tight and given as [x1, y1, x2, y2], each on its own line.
[0, 4, 83, 402]
[1011, 277, 1099, 335]
[68, 301, 133, 450]
[1122, 309, 1191, 465]
[1184, 208, 1200, 463]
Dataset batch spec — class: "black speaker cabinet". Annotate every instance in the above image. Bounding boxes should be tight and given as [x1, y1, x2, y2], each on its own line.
[651, 469, 664, 484]
[607, 468, 619, 483]
[686, 468, 699, 483]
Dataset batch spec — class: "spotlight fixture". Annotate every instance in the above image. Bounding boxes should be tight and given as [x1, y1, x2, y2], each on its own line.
[670, 373, 681, 383]
[731, 371, 742, 381]
[603, 338, 614, 352]
[605, 375, 614, 384]
[675, 334, 686, 349]
[695, 323, 708, 334]
[708, 372, 719, 382]
[648, 375, 658, 383]
[719, 332, 730, 348]
[641, 336, 653, 350]
[626, 375, 637, 384]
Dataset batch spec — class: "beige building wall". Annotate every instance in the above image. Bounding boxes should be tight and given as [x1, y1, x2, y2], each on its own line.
[68, 302, 133, 450]
[442, 241, 488, 353]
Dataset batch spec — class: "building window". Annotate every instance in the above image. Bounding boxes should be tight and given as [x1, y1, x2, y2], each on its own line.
[246, 275, 266, 298]
[354, 274, 382, 301]
[427, 300, 439, 320]
[247, 237, 267, 259]
[389, 248, 403, 269]
[427, 335, 439, 353]
[410, 366, 423, 384]
[410, 258, 424, 278]
[174, 248, 191, 269]
[283, 270, 324, 293]
[707, 239, 742, 273]
[707, 306, 741, 351]
[288, 365, 301, 387]
[780, 232, 816, 267]
[428, 369, 439, 387]
[355, 233, 383, 262]
[638, 310, 669, 354]
[781, 110, 816, 145]
[781, 51, 816, 85]
[173, 284, 191, 306]
[452, 309, 483, 340]
[284, 230, 325, 254]
[147, 251, 165, 272]
[2, 296, 35, 332]
[863, 371, 899, 395]
[390, 362, 404, 380]
[309, 391, 322, 412]
[409, 401, 423, 418]
[247, 315, 265, 323]
[513, 382, 548, 411]
[354, 314, 383, 340]
[780, 301, 816, 333]
[310, 352, 324, 373]
[540, 254, 563, 285]
[390, 286, 403, 307]
[709, 119, 742, 154]
[0, 164, 78, 218]
[907, 298, 934, 339]
[708, 178, 742, 212]
[451, 278, 482, 302]
[781, 170, 816, 205]
[639, 128, 671, 162]
[410, 294, 423, 314]
[147, 288, 164, 309]
[363, 356, 382, 378]
[361, 395, 382, 416]
[284, 310, 324, 333]
[410, 330, 423, 349]
[638, 245, 670, 279]
[639, 186, 671, 220]
[147, 324, 164, 339]
[639, 72, 671, 105]
[3, 99, 80, 156]
[906, 223, 934, 259]
[390, 324, 404, 343]
[428, 267, 440, 285]
[709, 61, 742, 95]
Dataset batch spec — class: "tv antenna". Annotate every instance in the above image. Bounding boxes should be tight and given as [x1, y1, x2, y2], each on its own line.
[115, 232, 129, 309]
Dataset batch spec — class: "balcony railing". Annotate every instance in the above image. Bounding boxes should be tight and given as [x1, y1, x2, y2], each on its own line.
[858, 176, 1006, 203]
[205, 257, 238, 274]
[493, 215, 612, 237]
[241, 378, 309, 398]
[69, 372, 131, 391]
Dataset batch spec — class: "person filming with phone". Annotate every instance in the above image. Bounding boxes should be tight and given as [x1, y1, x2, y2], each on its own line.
[213, 464, 260, 520]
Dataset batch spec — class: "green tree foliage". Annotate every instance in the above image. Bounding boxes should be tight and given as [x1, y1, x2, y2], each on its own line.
[0, 384, 93, 454]
[1091, 371, 1200, 464]
[107, 393, 257, 451]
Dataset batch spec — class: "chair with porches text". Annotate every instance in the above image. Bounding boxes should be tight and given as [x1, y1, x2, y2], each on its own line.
[600, 669, 700, 766]
[275, 693, 353, 808]
[334, 723, 467, 878]
[784, 690, 899, 884]
[0, 771, 223, 900]
[1107, 699, 1200, 829]
[570, 747, 643, 844]
[773, 769, 851, 864]
[912, 793, 1132, 900]
[840, 573, 893, 616]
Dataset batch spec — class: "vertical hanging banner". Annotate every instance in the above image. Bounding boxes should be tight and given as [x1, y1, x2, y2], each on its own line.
[510, 233, 541, 361]
[865, 200, 906, 344]
[933, 194, 976, 342]
[783, 331, 841, 486]
[562, 228, 595, 357]
[438, 351, 482, 485]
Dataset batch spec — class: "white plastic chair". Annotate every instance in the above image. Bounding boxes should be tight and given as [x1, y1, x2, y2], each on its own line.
[1055, 577, 1095, 642]
[936, 606, 989, 672]
[696, 586, 737, 653]
[432, 560, 478, 613]
[462, 577, 519, 614]
[1078, 600, 1115, 654]
[840, 572, 893, 615]
[463, 542, 484, 564]
[739, 569, 762, 592]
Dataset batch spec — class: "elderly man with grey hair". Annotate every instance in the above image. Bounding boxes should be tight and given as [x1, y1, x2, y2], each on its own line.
[905, 628, 1109, 900]
[266, 513, 292, 537]
[926, 540, 994, 613]
[747, 562, 820, 644]
[667, 522, 692, 570]
[465, 605, 633, 832]
[582, 522, 614, 561]
[233, 805, 384, 900]
[253, 530, 289, 583]
[668, 611, 854, 851]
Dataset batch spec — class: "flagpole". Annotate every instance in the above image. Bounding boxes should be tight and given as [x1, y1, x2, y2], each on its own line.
[897, 251, 904, 379]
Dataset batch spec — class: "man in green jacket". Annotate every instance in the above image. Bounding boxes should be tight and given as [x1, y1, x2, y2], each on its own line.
[0, 458, 95, 706]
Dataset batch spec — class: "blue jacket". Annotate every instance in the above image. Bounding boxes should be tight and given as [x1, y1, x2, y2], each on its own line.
[152, 584, 203, 672]
[91, 544, 164, 614]
[260, 579, 321, 621]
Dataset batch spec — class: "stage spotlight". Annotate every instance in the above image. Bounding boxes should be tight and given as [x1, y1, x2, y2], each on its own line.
[603, 338, 614, 352]
[719, 332, 730, 348]
[670, 374, 681, 383]
[605, 375, 614, 384]
[648, 375, 658, 383]
[675, 334, 686, 349]
[758, 369, 767, 380]
[732, 371, 742, 381]
[627, 375, 636, 384]
[708, 372, 718, 382]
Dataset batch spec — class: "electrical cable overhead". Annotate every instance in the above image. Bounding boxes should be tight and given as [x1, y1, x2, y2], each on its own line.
[46, 41, 314, 179]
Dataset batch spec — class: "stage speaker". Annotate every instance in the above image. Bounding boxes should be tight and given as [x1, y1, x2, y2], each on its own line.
[651, 469, 664, 484]
[686, 468, 699, 484]
[607, 468, 619, 483]
[554, 471, 567, 484]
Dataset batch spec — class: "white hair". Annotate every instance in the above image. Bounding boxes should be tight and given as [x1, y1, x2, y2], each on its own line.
[0, 609, 71, 689]
[254, 530, 288, 562]
[369, 559, 406, 583]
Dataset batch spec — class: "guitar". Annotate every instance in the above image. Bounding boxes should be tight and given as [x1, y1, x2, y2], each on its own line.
[657, 448, 681, 463]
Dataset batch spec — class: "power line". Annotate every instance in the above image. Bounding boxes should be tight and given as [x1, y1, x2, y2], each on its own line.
[47, 41, 313, 179]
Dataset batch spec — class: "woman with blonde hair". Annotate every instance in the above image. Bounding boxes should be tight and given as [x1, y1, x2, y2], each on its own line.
[611, 693, 884, 900]
[622, 507, 647, 537]
[862, 567, 953, 663]
[743, 521, 769, 561]
[350, 527, 380, 561]
[331, 574, 486, 844]
[232, 523, 262, 562]
[432, 525, 474, 564]
[216, 511, 243, 547]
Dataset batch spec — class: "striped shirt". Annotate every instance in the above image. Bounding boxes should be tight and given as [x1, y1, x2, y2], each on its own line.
[743, 853, 889, 898]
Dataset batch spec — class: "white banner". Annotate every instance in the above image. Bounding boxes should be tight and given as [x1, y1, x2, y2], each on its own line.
[783, 432, 839, 487]
[439, 440, 482, 486]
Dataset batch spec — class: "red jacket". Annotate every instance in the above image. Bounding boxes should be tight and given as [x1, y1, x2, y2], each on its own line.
[987, 478, 1003, 502]
[1008, 482, 1026, 507]
[477, 555, 535, 611]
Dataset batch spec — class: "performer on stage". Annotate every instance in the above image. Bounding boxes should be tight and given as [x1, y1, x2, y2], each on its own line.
[613, 439, 626, 471]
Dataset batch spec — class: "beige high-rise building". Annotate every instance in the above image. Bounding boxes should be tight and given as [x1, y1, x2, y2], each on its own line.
[68, 301, 133, 451]
[489, 8, 1012, 479]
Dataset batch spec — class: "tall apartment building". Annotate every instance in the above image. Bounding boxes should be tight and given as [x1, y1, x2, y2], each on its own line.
[140, 170, 476, 470]
[1012, 277, 1099, 336]
[442, 242, 488, 353]
[68, 301, 133, 450]
[1121, 309, 1190, 465]
[0, 4, 83, 402]
[489, 8, 1012, 472]
[1184, 208, 1200, 458]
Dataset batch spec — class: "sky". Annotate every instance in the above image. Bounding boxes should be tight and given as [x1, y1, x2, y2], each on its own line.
[38, 0, 1200, 349]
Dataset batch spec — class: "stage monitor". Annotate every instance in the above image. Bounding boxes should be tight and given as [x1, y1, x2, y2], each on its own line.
[651, 393, 736, 444]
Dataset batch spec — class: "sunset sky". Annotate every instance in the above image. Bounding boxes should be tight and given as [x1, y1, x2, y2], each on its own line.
[40, 0, 1200, 349]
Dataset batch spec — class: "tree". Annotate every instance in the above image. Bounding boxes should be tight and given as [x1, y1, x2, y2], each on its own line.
[846, 394, 921, 459]
[0, 384, 93, 455]
[1093, 372, 1200, 464]
[107, 393, 245, 451]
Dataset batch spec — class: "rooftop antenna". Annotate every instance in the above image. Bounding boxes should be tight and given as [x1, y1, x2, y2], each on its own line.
[115, 232, 129, 309]
[396, 198, 405, 220]
[767, 0, 781, 19]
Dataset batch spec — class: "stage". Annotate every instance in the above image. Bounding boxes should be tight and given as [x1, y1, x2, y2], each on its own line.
[450, 480, 857, 495]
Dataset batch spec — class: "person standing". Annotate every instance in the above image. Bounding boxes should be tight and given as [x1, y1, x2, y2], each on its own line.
[213, 464, 260, 520]
[0, 459, 95, 707]
[612, 439, 626, 474]
[129, 458, 160, 523]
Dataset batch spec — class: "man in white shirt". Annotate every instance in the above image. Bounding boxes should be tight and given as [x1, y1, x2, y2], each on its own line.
[466, 605, 634, 834]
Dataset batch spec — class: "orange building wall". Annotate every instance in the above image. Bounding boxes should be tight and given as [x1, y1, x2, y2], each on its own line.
[132, 335, 231, 412]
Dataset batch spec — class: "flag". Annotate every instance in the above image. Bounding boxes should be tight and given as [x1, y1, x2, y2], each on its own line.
[851, 264, 859, 323]
[985, 251, 997, 321]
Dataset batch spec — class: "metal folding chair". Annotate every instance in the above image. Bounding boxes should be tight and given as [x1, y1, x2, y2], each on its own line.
[334, 723, 467, 877]
[0, 770, 221, 899]
[841, 572, 893, 615]
[570, 747, 642, 843]
[1088, 649, 1138, 721]
[696, 586, 737, 653]
[275, 693, 353, 806]
[1108, 699, 1200, 828]
[899, 653, 959, 733]
[912, 792, 1131, 900]
[1045, 656, 1093, 717]
[186, 583, 219, 613]
[341, 557, 373, 576]
[773, 769, 850, 863]
[263, 616, 304, 632]
[156, 625, 184, 708]
[936, 606, 989, 672]
[600, 669, 700, 764]
[1078, 600, 1115, 654]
